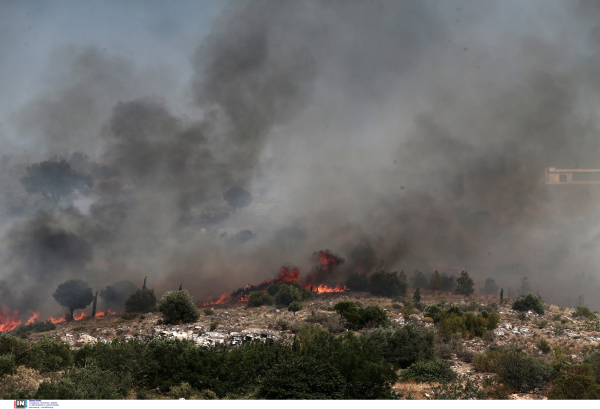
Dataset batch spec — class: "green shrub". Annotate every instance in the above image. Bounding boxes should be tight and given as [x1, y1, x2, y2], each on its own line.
[169, 382, 200, 399]
[210, 321, 219, 331]
[273, 284, 302, 307]
[256, 355, 346, 399]
[157, 290, 200, 324]
[304, 313, 344, 333]
[361, 324, 436, 368]
[472, 350, 501, 372]
[34, 366, 128, 399]
[423, 303, 444, 323]
[0, 354, 16, 377]
[511, 292, 544, 315]
[247, 291, 274, 307]
[495, 349, 553, 392]
[412, 287, 422, 302]
[333, 301, 363, 330]
[537, 339, 551, 354]
[402, 359, 458, 383]
[573, 306, 597, 319]
[125, 288, 157, 313]
[203, 308, 214, 315]
[547, 372, 600, 399]
[288, 301, 303, 316]
[359, 304, 390, 328]
[428, 374, 489, 400]
[333, 301, 389, 330]
[368, 269, 407, 298]
[11, 321, 56, 338]
[267, 281, 314, 301]
[345, 274, 369, 292]
[28, 337, 73, 372]
[582, 351, 600, 383]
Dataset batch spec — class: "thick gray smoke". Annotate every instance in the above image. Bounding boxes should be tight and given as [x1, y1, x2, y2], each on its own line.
[2, 0, 600, 318]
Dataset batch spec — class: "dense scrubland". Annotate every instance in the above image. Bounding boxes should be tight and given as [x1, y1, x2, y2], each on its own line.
[2, 274, 600, 400]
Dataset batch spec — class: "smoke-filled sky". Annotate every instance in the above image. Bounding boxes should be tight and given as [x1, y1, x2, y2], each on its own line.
[2, 0, 600, 317]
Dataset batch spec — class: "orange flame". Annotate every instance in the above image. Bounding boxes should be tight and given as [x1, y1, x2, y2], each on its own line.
[26, 311, 41, 325]
[314, 284, 348, 293]
[0, 304, 22, 332]
[199, 292, 231, 306]
[49, 315, 67, 324]
[94, 309, 116, 318]
[74, 311, 88, 321]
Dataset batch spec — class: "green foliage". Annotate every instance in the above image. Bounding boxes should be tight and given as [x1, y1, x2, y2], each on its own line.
[256, 355, 346, 399]
[274, 284, 302, 306]
[455, 271, 474, 296]
[511, 292, 545, 315]
[582, 351, 600, 383]
[247, 291, 273, 307]
[210, 321, 219, 331]
[0, 354, 16, 377]
[427, 374, 490, 400]
[34, 366, 127, 399]
[472, 350, 501, 373]
[573, 306, 597, 319]
[10, 321, 56, 338]
[368, 268, 407, 298]
[28, 337, 73, 372]
[333, 301, 389, 330]
[360, 324, 436, 369]
[547, 372, 600, 399]
[157, 290, 200, 324]
[345, 273, 369, 292]
[203, 308, 214, 315]
[293, 326, 398, 399]
[494, 349, 554, 392]
[537, 339, 551, 354]
[0, 334, 29, 367]
[412, 287, 421, 302]
[125, 288, 157, 313]
[304, 313, 344, 333]
[402, 359, 457, 383]
[423, 303, 445, 323]
[52, 279, 94, 320]
[288, 301, 303, 315]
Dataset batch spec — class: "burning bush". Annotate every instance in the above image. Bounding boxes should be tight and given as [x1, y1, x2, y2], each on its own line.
[511, 292, 545, 315]
[157, 290, 199, 324]
[368, 269, 407, 298]
[247, 291, 273, 307]
[125, 288, 157, 313]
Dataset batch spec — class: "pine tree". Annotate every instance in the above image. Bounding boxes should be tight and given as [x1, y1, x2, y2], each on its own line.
[430, 271, 443, 296]
[500, 288, 504, 304]
[455, 271, 474, 297]
[413, 287, 422, 303]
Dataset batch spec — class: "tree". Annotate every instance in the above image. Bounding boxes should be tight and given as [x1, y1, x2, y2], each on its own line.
[273, 283, 302, 306]
[157, 290, 200, 324]
[125, 288, 157, 313]
[368, 269, 407, 297]
[247, 291, 273, 307]
[455, 271, 474, 297]
[500, 288, 504, 303]
[430, 271, 443, 296]
[345, 273, 369, 292]
[288, 301, 303, 316]
[52, 279, 94, 321]
[413, 287, 422, 303]
[223, 186, 252, 212]
[19, 160, 92, 209]
[91, 290, 98, 317]
[481, 278, 499, 295]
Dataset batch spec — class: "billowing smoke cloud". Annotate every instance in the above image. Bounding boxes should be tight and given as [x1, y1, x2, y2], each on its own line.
[2, 0, 600, 318]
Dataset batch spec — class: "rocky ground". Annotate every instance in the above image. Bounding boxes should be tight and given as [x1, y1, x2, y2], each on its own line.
[23, 291, 600, 400]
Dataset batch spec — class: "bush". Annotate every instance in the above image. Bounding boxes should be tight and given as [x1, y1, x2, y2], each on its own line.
[547, 372, 600, 399]
[537, 339, 551, 354]
[210, 321, 219, 331]
[0, 366, 41, 397]
[428, 374, 489, 400]
[359, 304, 390, 328]
[402, 359, 458, 383]
[345, 274, 369, 292]
[256, 355, 346, 399]
[361, 324, 436, 368]
[203, 308, 214, 315]
[473, 350, 501, 372]
[582, 351, 600, 383]
[511, 292, 544, 315]
[368, 269, 407, 298]
[573, 306, 597, 319]
[423, 303, 444, 323]
[267, 281, 314, 301]
[34, 366, 128, 399]
[169, 382, 200, 399]
[304, 313, 344, 333]
[333, 301, 363, 330]
[288, 301, 303, 316]
[157, 290, 200, 324]
[0, 354, 16, 377]
[495, 349, 553, 392]
[247, 291, 273, 307]
[333, 301, 389, 330]
[10, 321, 56, 339]
[125, 288, 157, 313]
[28, 336, 73, 372]
[273, 284, 302, 307]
